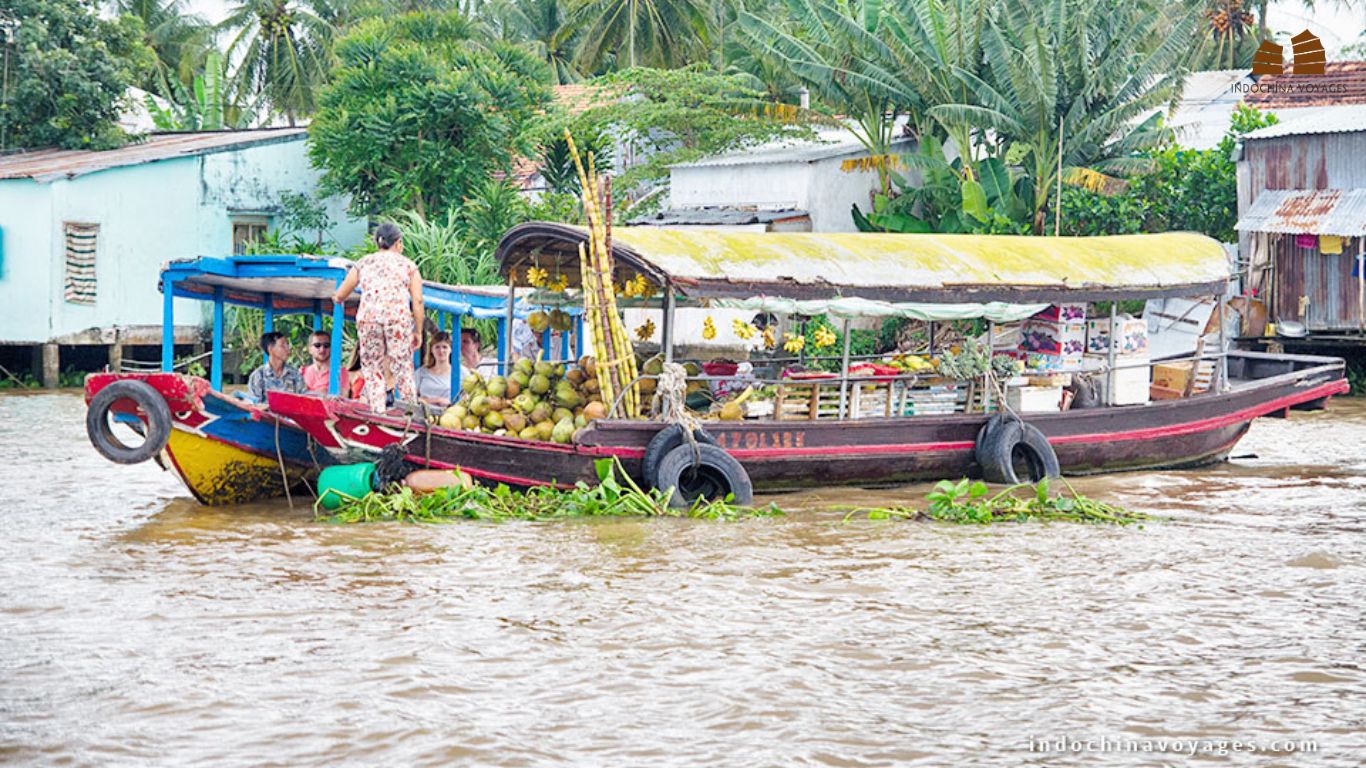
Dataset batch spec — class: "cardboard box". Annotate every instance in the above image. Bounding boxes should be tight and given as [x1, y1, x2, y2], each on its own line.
[1032, 303, 1088, 324]
[1083, 354, 1150, 406]
[1024, 352, 1070, 371]
[1020, 320, 1087, 359]
[1007, 385, 1063, 413]
[1151, 361, 1215, 394]
[1086, 315, 1149, 356]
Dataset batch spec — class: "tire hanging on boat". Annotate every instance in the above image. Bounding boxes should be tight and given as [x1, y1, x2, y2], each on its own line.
[86, 379, 173, 464]
[641, 424, 719, 489]
[975, 414, 1060, 484]
[654, 443, 753, 508]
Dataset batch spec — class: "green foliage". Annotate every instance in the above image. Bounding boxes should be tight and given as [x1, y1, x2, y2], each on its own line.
[115, 0, 215, 94]
[308, 11, 553, 218]
[220, 0, 340, 124]
[1061, 105, 1278, 241]
[843, 477, 1150, 525]
[929, 0, 1198, 232]
[0, 0, 154, 150]
[564, 66, 815, 205]
[144, 50, 256, 130]
[320, 458, 783, 522]
[277, 191, 335, 248]
[571, 0, 713, 71]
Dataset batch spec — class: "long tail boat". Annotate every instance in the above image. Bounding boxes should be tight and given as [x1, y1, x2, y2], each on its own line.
[266, 225, 1348, 501]
[83, 254, 562, 504]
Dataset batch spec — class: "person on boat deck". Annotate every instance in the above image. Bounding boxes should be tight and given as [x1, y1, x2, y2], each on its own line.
[346, 341, 398, 406]
[331, 222, 423, 413]
[415, 331, 454, 407]
[302, 331, 350, 395]
[247, 332, 307, 403]
[459, 328, 497, 379]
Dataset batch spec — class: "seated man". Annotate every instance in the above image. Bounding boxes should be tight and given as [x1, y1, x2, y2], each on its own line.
[301, 330, 350, 395]
[458, 328, 497, 380]
[247, 331, 307, 403]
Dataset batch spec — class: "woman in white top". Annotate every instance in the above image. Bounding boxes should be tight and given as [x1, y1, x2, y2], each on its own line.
[415, 331, 454, 407]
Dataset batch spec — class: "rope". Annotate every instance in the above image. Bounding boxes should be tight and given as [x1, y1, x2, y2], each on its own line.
[652, 362, 705, 467]
[273, 417, 294, 510]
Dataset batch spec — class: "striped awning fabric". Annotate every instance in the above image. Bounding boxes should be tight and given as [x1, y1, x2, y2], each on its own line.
[64, 222, 98, 305]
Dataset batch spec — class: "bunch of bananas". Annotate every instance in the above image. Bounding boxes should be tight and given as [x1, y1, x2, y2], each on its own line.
[635, 319, 655, 341]
[527, 266, 550, 288]
[783, 332, 805, 354]
[619, 274, 655, 299]
[889, 354, 936, 373]
[763, 326, 777, 350]
[702, 316, 717, 340]
[548, 273, 569, 292]
[812, 326, 837, 349]
[732, 318, 757, 340]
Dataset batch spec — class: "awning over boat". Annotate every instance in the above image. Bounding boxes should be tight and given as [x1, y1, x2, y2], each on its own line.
[711, 296, 1049, 323]
[496, 223, 1230, 303]
[160, 254, 571, 319]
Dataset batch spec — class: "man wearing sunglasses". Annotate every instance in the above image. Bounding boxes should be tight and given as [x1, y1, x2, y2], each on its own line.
[302, 331, 350, 396]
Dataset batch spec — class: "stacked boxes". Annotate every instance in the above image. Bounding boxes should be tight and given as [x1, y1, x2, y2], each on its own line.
[1019, 304, 1087, 370]
[1083, 314, 1151, 406]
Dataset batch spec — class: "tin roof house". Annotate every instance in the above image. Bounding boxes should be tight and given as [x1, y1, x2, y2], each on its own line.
[0, 129, 367, 385]
[1235, 104, 1366, 339]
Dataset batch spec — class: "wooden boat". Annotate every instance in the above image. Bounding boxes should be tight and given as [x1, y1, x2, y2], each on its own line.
[266, 225, 1349, 499]
[84, 254, 559, 504]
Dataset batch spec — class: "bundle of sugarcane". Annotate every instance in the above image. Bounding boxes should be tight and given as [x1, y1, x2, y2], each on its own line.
[565, 130, 641, 418]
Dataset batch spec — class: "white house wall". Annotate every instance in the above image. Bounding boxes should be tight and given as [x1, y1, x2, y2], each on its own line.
[667, 157, 885, 233]
[0, 136, 366, 344]
[0, 180, 55, 343]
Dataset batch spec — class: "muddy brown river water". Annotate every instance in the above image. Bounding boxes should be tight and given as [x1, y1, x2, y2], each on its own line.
[1, 392, 1364, 766]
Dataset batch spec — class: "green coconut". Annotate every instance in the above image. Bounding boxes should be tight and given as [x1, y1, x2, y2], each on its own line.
[483, 411, 504, 430]
[530, 403, 552, 424]
[503, 412, 527, 434]
[552, 407, 573, 424]
[514, 358, 535, 376]
[530, 374, 551, 394]
[469, 395, 491, 417]
[551, 416, 575, 444]
[486, 376, 507, 398]
[519, 425, 540, 440]
[554, 381, 582, 408]
[462, 414, 481, 431]
[512, 392, 537, 413]
[534, 360, 554, 378]
[535, 420, 555, 441]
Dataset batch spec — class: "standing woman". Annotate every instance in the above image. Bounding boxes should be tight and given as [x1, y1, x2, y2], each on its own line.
[332, 222, 424, 412]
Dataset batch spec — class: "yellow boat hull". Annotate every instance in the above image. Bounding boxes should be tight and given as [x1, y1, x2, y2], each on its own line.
[163, 428, 311, 506]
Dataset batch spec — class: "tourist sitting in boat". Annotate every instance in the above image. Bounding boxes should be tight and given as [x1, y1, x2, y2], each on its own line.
[246, 331, 306, 403]
[331, 221, 423, 413]
[302, 331, 350, 395]
[415, 331, 454, 407]
[458, 328, 497, 379]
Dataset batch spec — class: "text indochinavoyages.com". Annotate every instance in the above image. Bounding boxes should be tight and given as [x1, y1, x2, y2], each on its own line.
[1027, 736, 1319, 757]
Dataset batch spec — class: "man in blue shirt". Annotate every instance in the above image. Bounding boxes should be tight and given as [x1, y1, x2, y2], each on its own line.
[247, 332, 307, 403]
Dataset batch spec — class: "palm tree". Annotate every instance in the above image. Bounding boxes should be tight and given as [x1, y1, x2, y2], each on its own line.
[494, 0, 584, 83]
[114, 0, 215, 93]
[932, 0, 1199, 232]
[571, 0, 714, 71]
[737, 0, 905, 192]
[220, 0, 339, 124]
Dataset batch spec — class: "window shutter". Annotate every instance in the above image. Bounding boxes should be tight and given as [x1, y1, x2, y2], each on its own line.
[64, 222, 99, 305]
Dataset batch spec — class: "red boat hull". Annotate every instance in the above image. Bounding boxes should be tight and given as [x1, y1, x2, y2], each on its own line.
[267, 352, 1348, 492]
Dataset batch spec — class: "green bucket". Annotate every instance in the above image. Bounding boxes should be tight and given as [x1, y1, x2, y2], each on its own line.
[317, 462, 378, 510]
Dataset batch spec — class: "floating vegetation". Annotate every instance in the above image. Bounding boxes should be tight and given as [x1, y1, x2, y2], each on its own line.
[842, 477, 1151, 526]
[318, 458, 783, 524]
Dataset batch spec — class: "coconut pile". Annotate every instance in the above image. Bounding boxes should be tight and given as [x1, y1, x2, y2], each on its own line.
[437, 356, 611, 443]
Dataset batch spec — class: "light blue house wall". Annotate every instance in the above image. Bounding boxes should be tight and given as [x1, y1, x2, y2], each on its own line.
[0, 130, 366, 344]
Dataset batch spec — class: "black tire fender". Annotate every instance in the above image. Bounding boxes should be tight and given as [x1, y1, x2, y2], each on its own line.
[86, 379, 173, 465]
[641, 424, 718, 489]
[654, 443, 753, 509]
[975, 418, 1060, 484]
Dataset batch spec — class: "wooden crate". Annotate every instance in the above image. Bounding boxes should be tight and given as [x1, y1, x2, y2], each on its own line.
[773, 380, 843, 420]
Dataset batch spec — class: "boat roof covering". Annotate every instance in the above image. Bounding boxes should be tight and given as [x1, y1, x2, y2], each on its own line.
[496, 223, 1230, 303]
[161, 254, 562, 319]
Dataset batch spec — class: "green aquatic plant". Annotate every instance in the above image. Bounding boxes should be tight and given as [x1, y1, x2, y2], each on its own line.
[319, 458, 783, 524]
[842, 477, 1150, 526]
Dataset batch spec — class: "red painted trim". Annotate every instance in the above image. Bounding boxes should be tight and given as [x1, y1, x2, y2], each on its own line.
[1049, 379, 1346, 445]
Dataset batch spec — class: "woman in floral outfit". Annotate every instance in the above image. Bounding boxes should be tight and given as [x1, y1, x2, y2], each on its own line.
[332, 222, 424, 412]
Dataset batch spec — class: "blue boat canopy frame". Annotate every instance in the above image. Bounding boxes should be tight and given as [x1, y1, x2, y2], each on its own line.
[159, 254, 582, 397]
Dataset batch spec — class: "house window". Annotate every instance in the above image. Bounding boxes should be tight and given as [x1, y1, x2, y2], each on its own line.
[232, 217, 271, 255]
[63, 222, 99, 305]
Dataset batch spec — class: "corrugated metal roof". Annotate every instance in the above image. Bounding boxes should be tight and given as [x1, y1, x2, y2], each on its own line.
[1242, 105, 1366, 140]
[1236, 188, 1366, 235]
[628, 207, 809, 226]
[497, 223, 1230, 303]
[0, 128, 308, 183]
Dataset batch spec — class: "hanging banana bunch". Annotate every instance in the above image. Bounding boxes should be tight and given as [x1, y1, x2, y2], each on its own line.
[702, 316, 717, 340]
[732, 318, 757, 340]
[565, 129, 641, 418]
[763, 326, 777, 350]
[812, 326, 837, 349]
[783, 332, 806, 354]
